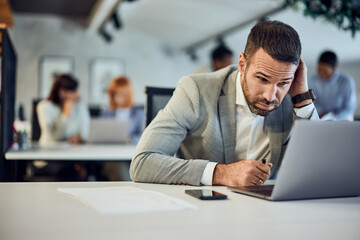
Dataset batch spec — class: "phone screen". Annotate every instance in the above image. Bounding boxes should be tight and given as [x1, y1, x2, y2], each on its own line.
[185, 189, 228, 200]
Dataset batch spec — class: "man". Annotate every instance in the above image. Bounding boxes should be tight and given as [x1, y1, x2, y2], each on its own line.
[195, 44, 233, 73]
[130, 20, 318, 187]
[211, 44, 234, 71]
[309, 51, 357, 120]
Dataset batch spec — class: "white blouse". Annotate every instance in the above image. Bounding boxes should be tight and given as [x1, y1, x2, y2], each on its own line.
[37, 100, 90, 145]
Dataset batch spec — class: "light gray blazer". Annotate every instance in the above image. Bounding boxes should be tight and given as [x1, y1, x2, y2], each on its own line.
[130, 66, 318, 186]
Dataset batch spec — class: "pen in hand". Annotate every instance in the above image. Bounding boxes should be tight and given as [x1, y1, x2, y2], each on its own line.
[262, 158, 272, 181]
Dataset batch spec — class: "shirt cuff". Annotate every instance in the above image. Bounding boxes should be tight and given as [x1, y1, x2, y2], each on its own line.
[294, 103, 315, 119]
[200, 162, 218, 186]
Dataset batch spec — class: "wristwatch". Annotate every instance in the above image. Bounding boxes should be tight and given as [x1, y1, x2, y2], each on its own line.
[291, 89, 316, 104]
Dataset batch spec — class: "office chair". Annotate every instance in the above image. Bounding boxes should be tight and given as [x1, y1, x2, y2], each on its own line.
[89, 105, 102, 118]
[31, 99, 42, 141]
[145, 87, 175, 126]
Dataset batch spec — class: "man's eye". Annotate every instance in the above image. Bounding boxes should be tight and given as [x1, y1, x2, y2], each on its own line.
[279, 82, 289, 86]
[257, 77, 267, 82]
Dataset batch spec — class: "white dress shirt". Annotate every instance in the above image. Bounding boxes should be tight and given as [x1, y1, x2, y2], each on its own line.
[200, 72, 315, 185]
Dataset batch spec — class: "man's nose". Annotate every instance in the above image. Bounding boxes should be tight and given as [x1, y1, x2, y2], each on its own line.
[263, 85, 277, 103]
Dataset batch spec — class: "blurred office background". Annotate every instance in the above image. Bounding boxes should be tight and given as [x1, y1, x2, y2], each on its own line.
[2, 0, 359, 120]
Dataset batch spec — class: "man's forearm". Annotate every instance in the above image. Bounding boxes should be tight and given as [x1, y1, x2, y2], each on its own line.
[130, 151, 208, 186]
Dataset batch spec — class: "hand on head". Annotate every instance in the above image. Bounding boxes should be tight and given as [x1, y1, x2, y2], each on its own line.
[288, 57, 309, 98]
[60, 89, 80, 116]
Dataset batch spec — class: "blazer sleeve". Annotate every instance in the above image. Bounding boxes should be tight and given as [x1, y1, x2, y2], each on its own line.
[129, 76, 209, 186]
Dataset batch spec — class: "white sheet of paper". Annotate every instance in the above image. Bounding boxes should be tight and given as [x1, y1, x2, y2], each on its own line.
[58, 186, 197, 214]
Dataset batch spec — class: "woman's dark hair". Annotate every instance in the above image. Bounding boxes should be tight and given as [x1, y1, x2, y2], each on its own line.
[244, 20, 302, 65]
[48, 74, 79, 105]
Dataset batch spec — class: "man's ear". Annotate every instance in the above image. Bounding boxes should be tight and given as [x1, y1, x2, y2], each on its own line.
[238, 53, 247, 74]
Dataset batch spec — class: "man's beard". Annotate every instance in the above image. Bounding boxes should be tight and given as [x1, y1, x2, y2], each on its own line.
[241, 73, 280, 117]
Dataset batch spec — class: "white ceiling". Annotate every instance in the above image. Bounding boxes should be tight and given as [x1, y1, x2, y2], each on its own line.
[119, 0, 285, 49]
[11, 0, 359, 66]
[116, 0, 360, 66]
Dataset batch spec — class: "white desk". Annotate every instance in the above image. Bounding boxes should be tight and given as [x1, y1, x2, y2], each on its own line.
[5, 143, 136, 161]
[0, 181, 359, 240]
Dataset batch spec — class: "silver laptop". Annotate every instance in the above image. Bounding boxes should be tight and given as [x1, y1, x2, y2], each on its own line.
[88, 119, 130, 144]
[229, 120, 360, 201]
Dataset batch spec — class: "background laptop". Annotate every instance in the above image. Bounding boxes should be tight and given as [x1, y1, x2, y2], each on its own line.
[229, 120, 360, 201]
[88, 119, 130, 144]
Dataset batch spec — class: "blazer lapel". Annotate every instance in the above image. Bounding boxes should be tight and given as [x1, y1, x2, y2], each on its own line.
[267, 95, 293, 177]
[267, 108, 284, 175]
[218, 68, 237, 164]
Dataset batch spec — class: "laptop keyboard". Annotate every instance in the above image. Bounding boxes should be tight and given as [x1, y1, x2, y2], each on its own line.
[232, 185, 274, 197]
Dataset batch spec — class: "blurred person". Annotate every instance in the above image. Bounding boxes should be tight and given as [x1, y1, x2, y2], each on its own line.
[36, 74, 90, 180]
[37, 74, 90, 144]
[101, 76, 144, 181]
[309, 51, 357, 120]
[211, 44, 234, 71]
[195, 44, 234, 73]
[101, 76, 144, 144]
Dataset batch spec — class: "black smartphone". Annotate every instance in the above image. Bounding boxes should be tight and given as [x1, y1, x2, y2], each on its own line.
[185, 189, 228, 200]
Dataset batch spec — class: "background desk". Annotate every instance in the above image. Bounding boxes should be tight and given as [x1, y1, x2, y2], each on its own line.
[5, 143, 136, 161]
[5, 143, 136, 181]
[0, 181, 359, 240]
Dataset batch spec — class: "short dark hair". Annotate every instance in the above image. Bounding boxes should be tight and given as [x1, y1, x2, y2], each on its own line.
[48, 74, 79, 105]
[244, 20, 301, 65]
[319, 51, 337, 68]
[211, 44, 233, 61]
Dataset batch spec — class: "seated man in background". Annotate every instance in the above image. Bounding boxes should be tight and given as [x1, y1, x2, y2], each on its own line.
[309, 51, 357, 121]
[211, 43, 234, 71]
[130, 20, 318, 187]
[196, 43, 234, 73]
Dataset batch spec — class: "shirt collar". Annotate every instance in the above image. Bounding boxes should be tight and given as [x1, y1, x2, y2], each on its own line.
[236, 72, 256, 116]
[316, 69, 339, 84]
[236, 72, 246, 106]
[327, 69, 340, 84]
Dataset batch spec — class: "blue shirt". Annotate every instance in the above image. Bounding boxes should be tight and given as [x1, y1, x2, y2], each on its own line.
[309, 70, 357, 120]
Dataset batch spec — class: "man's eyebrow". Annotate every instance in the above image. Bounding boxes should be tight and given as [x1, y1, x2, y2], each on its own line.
[255, 72, 293, 81]
[255, 72, 271, 78]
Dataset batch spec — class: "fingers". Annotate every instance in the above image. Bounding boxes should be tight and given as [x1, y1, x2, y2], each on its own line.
[244, 161, 270, 186]
[68, 135, 82, 145]
[253, 161, 272, 185]
[249, 177, 264, 186]
[255, 171, 269, 182]
[216, 160, 273, 187]
[255, 161, 272, 174]
[299, 57, 307, 71]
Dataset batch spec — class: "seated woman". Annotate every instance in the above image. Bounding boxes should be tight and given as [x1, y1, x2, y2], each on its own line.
[101, 76, 144, 181]
[101, 76, 144, 144]
[37, 74, 90, 145]
[36, 74, 90, 180]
